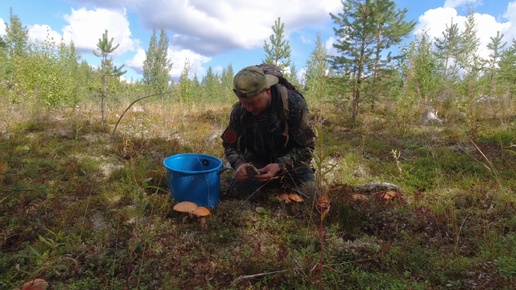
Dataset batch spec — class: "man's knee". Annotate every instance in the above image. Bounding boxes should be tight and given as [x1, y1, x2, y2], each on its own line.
[289, 165, 316, 199]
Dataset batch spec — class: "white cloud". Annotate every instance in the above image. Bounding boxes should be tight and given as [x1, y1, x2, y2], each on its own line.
[168, 48, 211, 79]
[125, 46, 211, 80]
[325, 36, 338, 57]
[415, 7, 460, 40]
[19, 0, 342, 79]
[0, 18, 5, 36]
[414, 4, 515, 60]
[125, 48, 146, 73]
[27, 24, 62, 44]
[62, 7, 137, 55]
[132, 0, 342, 55]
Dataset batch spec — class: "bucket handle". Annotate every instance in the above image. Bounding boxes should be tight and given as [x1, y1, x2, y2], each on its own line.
[202, 158, 225, 176]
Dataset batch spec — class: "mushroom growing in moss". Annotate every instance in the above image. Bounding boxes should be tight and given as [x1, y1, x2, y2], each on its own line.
[192, 206, 211, 217]
[288, 193, 304, 203]
[173, 201, 198, 213]
[192, 206, 211, 229]
[278, 193, 291, 203]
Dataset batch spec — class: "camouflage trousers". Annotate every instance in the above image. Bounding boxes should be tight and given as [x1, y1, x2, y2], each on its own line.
[229, 162, 316, 201]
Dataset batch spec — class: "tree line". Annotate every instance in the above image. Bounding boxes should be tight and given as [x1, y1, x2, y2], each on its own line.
[0, 1, 515, 123]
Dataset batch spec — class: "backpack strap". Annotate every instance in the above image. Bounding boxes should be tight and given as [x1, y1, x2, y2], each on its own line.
[258, 63, 294, 148]
[276, 84, 289, 147]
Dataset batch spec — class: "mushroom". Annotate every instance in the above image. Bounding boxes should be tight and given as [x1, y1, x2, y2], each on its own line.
[192, 206, 211, 230]
[22, 279, 48, 290]
[192, 206, 211, 217]
[278, 193, 291, 203]
[173, 201, 198, 213]
[382, 191, 397, 200]
[288, 193, 304, 203]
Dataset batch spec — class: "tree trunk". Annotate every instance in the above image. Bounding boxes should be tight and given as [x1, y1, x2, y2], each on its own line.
[101, 74, 106, 124]
[351, 88, 360, 123]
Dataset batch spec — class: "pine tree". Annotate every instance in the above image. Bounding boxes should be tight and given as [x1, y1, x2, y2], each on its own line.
[202, 66, 220, 101]
[143, 27, 172, 95]
[0, 36, 8, 88]
[288, 63, 302, 90]
[497, 40, 516, 98]
[434, 18, 462, 83]
[3, 9, 29, 102]
[330, 0, 375, 121]
[458, 7, 484, 100]
[486, 31, 506, 95]
[330, 0, 412, 121]
[459, 8, 481, 76]
[58, 39, 82, 109]
[369, 0, 415, 109]
[178, 60, 192, 105]
[143, 29, 158, 84]
[5, 8, 29, 58]
[93, 29, 126, 124]
[263, 17, 291, 71]
[401, 31, 441, 103]
[220, 64, 234, 103]
[305, 33, 328, 103]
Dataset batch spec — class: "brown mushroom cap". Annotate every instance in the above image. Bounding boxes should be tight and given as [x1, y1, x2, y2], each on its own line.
[173, 201, 198, 213]
[382, 191, 397, 199]
[288, 193, 304, 202]
[192, 206, 211, 217]
[278, 193, 291, 202]
[22, 279, 48, 290]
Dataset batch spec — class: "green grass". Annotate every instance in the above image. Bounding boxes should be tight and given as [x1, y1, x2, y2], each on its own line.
[1, 99, 515, 289]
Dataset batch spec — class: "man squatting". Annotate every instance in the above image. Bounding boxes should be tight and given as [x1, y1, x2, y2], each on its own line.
[221, 65, 317, 202]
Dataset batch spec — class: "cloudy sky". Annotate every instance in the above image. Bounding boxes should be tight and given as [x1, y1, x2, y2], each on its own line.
[0, 0, 515, 81]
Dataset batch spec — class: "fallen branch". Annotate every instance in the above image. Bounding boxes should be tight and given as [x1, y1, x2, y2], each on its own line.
[232, 269, 289, 284]
[111, 91, 170, 139]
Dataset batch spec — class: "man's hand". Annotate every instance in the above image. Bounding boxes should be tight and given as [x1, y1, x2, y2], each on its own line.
[234, 163, 256, 182]
[254, 163, 281, 182]
[234, 163, 280, 182]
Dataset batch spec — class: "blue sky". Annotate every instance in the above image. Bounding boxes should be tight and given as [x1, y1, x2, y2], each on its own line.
[1, 0, 515, 82]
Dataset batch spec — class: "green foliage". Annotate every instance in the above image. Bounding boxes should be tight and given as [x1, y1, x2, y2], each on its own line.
[202, 66, 220, 100]
[5, 8, 29, 58]
[497, 255, 516, 279]
[263, 17, 292, 70]
[143, 27, 172, 95]
[497, 40, 516, 97]
[330, 0, 414, 121]
[94, 29, 127, 124]
[221, 64, 235, 100]
[177, 59, 193, 104]
[0, 36, 7, 91]
[434, 18, 462, 83]
[400, 31, 443, 104]
[304, 33, 329, 104]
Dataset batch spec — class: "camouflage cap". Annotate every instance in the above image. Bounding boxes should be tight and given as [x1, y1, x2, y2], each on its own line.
[233, 66, 278, 99]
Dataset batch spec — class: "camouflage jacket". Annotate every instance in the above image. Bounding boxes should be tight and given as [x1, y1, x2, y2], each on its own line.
[221, 84, 315, 170]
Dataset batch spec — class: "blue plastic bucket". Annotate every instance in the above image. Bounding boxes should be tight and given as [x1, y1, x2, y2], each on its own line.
[163, 153, 223, 207]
